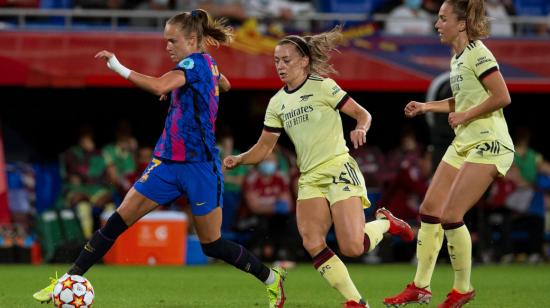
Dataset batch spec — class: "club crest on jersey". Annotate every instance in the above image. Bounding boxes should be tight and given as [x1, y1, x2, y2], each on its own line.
[179, 58, 195, 70]
[299, 94, 313, 102]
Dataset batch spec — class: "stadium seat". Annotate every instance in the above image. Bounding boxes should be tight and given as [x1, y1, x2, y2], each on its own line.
[317, 0, 383, 14]
[58, 209, 85, 243]
[33, 163, 62, 214]
[36, 211, 64, 262]
[514, 0, 548, 16]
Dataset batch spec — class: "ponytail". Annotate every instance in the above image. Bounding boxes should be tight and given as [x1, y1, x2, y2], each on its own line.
[445, 0, 489, 40]
[465, 0, 489, 40]
[167, 9, 233, 48]
[278, 25, 344, 77]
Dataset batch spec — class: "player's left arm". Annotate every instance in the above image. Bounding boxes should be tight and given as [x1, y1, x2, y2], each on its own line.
[339, 97, 372, 149]
[129, 70, 186, 96]
[449, 70, 510, 129]
[95, 50, 186, 96]
[448, 46, 511, 129]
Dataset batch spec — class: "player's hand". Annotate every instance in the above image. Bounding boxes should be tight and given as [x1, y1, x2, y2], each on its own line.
[223, 155, 242, 170]
[350, 128, 367, 149]
[448, 112, 468, 129]
[94, 50, 114, 62]
[404, 101, 425, 118]
[95, 50, 131, 79]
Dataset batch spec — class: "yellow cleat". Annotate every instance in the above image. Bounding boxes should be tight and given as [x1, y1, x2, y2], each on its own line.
[266, 266, 287, 308]
[32, 273, 59, 303]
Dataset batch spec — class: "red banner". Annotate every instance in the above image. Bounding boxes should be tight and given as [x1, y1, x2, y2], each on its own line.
[1, 30, 549, 92]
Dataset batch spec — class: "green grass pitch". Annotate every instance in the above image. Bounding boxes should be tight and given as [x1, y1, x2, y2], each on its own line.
[1, 263, 549, 307]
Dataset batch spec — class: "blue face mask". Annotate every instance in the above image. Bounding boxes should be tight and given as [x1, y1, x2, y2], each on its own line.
[405, 0, 422, 10]
[258, 161, 277, 176]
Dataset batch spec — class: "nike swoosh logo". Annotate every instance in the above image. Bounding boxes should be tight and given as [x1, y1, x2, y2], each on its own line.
[196, 202, 206, 206]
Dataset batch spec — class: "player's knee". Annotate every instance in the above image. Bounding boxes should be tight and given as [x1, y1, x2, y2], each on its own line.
[200, 237, 223, 258]
[302, 237, 326, 256]
[419, 200, 442, 217]
[339, 241, 364, 257]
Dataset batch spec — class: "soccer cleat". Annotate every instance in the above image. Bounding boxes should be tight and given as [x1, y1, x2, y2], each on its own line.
[266, 266, 287, 308]
[375, 207, 415, 242]
[383, 283, 432, 307]
[32, 273, 59, 303]
[343, 300, 369, 307]
[437, 289, 475, 308]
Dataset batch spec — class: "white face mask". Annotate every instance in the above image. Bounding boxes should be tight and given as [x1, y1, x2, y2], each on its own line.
[258, 161, 277, 176]
[405, 0, 422, 10]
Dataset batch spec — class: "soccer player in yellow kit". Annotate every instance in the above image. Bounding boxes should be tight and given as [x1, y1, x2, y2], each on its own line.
[384, 1, 514, 307]
[223, 26, 414, 308]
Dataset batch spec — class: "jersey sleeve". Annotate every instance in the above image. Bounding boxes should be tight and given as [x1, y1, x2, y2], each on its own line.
[174, 56, 203, 84]
[263, 96, 283, 133]
[320, 78, 349, 109]
[470, 45, 499, 81]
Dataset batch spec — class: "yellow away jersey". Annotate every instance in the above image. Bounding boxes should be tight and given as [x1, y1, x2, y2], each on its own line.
[449, 40, 514, 153]
[264, 75, 350, 173]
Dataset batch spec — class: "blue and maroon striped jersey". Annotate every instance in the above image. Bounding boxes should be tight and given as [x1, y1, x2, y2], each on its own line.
[153, 52, 221, 162]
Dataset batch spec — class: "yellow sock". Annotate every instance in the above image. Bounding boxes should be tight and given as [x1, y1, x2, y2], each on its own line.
[363, 220, 389, 253]
[413, 221, 444, 289]
[76, 201, 93, 239]
[314, 248, 362, 302]
[444, 224, 472, 293]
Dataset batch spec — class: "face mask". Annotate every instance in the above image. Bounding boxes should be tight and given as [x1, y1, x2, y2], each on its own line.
[405, 0, 422, 10]
[258, 161, 277, 176]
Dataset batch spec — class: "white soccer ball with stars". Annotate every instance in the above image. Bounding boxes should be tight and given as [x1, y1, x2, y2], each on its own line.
[52, 274, 94, 308]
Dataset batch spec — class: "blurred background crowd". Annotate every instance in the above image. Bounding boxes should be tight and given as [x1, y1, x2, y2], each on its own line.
[1, 0, 550, 37]
[1, 0, 550, 267]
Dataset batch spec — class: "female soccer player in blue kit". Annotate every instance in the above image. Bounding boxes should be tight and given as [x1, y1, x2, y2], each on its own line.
[33, 9, 286, 308]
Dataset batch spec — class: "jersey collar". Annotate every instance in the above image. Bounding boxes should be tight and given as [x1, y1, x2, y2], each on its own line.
[284, 74, 309, 94]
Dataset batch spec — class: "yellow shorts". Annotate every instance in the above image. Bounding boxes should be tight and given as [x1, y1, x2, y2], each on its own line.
[442, 140, 514, 177]
[298, 153, 371, 208]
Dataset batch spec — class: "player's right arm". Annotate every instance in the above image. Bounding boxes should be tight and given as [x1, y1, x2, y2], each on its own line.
[404, 98, 455, 117]
[223, 130, 280, 169]
[95, 50, 186, 96]
[219, 73, 231, 92]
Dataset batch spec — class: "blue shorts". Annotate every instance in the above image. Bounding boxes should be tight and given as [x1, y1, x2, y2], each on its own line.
[134, 157, 224, 216]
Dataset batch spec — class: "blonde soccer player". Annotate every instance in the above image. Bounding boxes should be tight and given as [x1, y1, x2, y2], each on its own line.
[33, 9, 286, 308]
[383, 1, 514, 307]
[223, 26, 414, 308]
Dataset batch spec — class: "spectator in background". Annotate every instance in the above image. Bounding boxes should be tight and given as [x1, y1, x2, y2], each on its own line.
[486, 0, 513, 37]
[379, 146, 433, 262]
[381, 146, 432, 226]
[513, 0, 548, 36]
[74, 0, 125, 9]
[422, 0, 444, 14]
[386, 127, 422, 183]
[217, 127, 248, 233]
[103, 120, 138, 201]
[512, 127, 550, 190]
[241, 152, 297, 263]
[0, 0, 39, 7]
[176, 0, 247, 22]
[498, 127, 550, 263]
[6, 163, 34, 235]
[130, 0, 172, 28]
[62, 126, 114, 239]
[350, 141, 387, 190]
[385, 0, 434, 35]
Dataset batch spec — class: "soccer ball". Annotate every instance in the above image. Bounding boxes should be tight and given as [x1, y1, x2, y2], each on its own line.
[52, 274, 94, 308]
